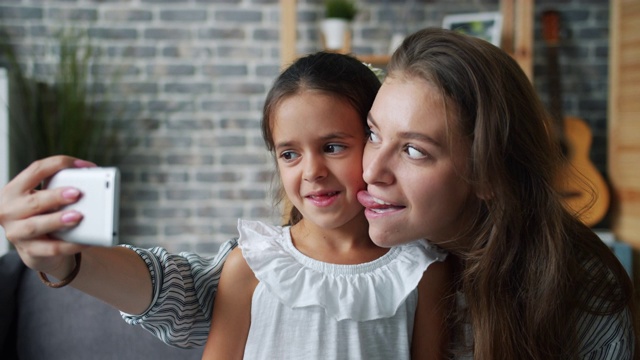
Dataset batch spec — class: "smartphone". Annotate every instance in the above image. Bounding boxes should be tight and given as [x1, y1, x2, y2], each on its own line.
[46, 167, 120, 246]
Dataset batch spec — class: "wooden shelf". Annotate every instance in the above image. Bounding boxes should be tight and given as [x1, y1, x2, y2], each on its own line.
[281, 0, 532, 79]
[280, 0, 391, 67]
[357, 54, 391, 65]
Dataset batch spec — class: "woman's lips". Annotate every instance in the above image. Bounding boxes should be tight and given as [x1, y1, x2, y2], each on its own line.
[357, 191, 405, 213]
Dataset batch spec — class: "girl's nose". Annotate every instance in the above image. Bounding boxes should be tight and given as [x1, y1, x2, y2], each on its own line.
[303, 156, 328, 182]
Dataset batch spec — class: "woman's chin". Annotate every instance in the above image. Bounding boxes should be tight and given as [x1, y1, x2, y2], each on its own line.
[368, 228, 416, 248]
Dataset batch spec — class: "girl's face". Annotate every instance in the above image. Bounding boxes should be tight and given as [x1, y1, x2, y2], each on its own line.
[272, 91, 368, 230]
[358, 76, 474, 249]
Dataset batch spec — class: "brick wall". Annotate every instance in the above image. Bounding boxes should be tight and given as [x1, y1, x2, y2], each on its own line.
[0, 0, 611, 253]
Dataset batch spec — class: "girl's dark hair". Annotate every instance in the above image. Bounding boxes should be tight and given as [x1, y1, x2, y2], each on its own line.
[262, 52, 381, 224]
[389, 28, 636, 359]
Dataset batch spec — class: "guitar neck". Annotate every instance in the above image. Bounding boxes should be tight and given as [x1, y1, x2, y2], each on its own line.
[546, 44, 564, 125]
[542, 9, 566, 142]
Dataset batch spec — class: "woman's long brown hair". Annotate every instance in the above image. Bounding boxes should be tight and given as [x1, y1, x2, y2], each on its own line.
[389, 28, 636, 359]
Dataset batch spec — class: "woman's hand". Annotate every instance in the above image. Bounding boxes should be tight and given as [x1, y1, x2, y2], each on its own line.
[0, 155, 96, 278]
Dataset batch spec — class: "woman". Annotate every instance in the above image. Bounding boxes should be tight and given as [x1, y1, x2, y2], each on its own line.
[1, 28, 635, 358]
[356, 27, 636, 359]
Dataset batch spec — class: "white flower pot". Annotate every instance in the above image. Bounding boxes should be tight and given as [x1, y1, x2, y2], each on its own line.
[320, 18, 350, 50]
[389, 32, 405, 54]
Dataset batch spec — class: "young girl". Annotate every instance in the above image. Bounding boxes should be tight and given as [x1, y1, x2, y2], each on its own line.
[201, 52, 452, 359]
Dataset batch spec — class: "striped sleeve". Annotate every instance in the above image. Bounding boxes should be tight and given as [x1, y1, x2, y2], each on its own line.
[119, 238, 238, 349]
[578, 305, 635, 360]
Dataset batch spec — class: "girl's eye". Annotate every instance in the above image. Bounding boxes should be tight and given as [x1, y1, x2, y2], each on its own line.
[405, 145, 427, 159]
[367, 129, 380, 144]
[325, 144, 346, 154]
[280, 150, 300, 161]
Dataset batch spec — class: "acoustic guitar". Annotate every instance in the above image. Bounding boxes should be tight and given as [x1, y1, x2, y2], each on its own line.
[541, 10, 610, 227]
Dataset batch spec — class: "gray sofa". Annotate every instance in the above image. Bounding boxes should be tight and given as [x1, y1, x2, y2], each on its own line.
[0, 251, 203, 359]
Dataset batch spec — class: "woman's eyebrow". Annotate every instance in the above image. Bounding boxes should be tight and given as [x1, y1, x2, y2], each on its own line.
[399, 131, 442, 148]
[367, 113, 377, 126]
[367, 113, 442, 147]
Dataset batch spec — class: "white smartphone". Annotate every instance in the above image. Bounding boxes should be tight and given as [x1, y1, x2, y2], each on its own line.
[46, 167, 120, 246]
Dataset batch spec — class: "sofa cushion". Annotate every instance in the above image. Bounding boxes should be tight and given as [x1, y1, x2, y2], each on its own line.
[13, 253, 203, 360]
[0, 251, 25, 359]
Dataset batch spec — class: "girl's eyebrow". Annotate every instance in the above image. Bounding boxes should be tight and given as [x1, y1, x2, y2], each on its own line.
[320, 132, 356, 140]
[367, 113, 442, 148]
[274, 132, 356, 149]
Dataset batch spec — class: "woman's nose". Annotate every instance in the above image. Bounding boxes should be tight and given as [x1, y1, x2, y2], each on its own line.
[362, 145, 394, 185]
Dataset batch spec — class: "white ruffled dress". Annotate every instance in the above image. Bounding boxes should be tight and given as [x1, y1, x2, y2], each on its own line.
[238, 219, 447, 360]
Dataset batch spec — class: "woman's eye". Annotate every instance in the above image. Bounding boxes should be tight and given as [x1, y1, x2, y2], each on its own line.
[405, 145, 426, 159]
[280, 151, 299, 161]
[367, 129, 380, 144]
[325, 144, 346, 154]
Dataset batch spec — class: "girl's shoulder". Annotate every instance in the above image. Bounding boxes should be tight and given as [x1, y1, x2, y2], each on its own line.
[219, 246, 258, 292]
[236, 219, 288, 250]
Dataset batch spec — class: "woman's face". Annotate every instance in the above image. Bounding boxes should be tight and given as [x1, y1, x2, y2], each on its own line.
[358, 76, 474, 249]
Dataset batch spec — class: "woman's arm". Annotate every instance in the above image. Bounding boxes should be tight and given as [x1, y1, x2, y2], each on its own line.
[1, 155, 239, 348]
[202, 247, 257, 360]
[122, 240, 237, 348]
[73, 246, 154, 314]
[411, 258, 455, 360]
[577, 306, 635, 360]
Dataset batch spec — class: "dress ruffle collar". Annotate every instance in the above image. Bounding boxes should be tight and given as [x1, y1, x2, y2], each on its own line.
[237, 219, 447, 321]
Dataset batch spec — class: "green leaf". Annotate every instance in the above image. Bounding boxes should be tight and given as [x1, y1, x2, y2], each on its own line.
[325, 0, 357, 21]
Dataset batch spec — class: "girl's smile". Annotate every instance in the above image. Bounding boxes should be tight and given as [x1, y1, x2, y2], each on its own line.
[304, 190, 341, 207]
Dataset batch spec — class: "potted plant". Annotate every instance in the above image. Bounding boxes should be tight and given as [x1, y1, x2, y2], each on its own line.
[0, 28, 127, 177]
[321, 0, 357, 51]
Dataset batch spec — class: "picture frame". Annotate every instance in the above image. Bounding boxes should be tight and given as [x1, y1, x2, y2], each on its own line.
[442, 12, 502, 47]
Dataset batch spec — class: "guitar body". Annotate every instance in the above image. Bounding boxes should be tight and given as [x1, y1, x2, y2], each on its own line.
[542, 10, 610, 227]
[554, 115, 610, 227]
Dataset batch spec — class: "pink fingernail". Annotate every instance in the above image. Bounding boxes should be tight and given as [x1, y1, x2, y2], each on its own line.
[73, 159, 97, 168]
[61, 211, 82, 223]
[62, 188, 80, 200]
